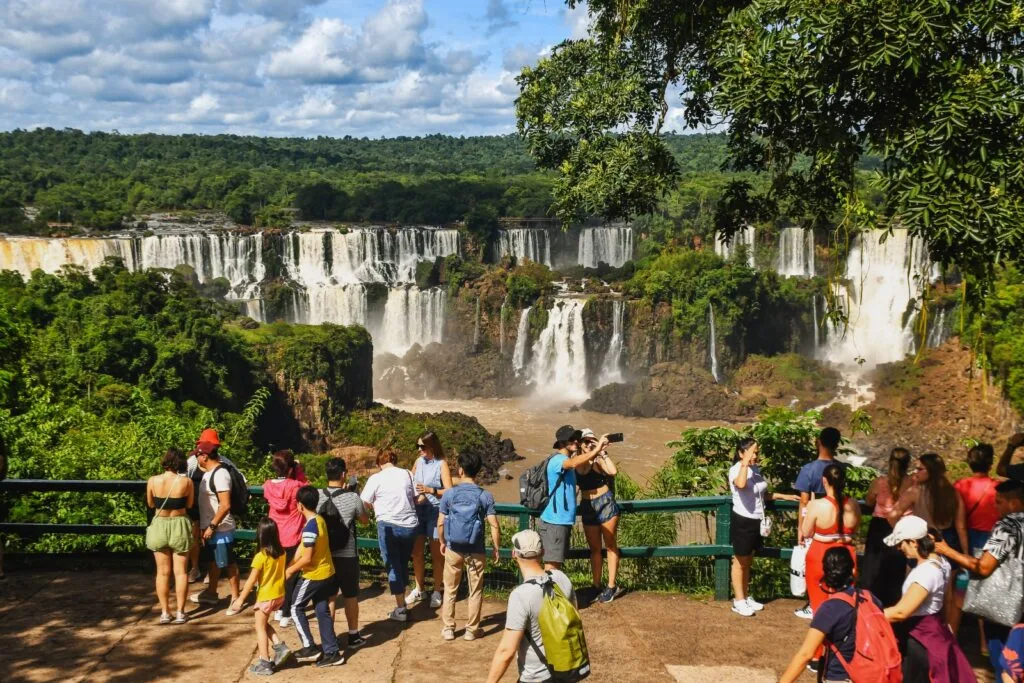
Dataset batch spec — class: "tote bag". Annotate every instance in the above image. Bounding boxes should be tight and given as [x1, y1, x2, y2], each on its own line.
[963, 540, 1024, 627]
[790, 543, 808, 597]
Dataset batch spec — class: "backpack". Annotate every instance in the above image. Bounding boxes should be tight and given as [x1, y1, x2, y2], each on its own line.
[212, 462, 250, 518]
[445, 485, 485, 547]
[825, 589, 902, 683]
[520, 455, 569, 513]
[525, 572, 590, 682]
[317, 488, 352, 553]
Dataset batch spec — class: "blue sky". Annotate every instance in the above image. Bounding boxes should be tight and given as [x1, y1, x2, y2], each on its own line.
[0, 0, 592, 137]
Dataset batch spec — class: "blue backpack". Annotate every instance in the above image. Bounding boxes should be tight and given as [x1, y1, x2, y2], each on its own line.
[445, 484, 485, 547]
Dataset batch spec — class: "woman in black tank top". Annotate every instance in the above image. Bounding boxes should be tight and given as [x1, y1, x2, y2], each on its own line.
[576, 430, 623, 604]
[146, 448, 195, 624]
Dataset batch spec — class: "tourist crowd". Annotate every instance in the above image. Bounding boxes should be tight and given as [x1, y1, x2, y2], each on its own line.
[140, 424, 1024, 681]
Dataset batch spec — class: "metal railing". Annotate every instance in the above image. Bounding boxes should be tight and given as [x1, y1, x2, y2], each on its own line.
[0, 479, 803, 600]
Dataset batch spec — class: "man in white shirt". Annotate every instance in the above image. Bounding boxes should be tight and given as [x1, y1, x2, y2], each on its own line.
[189, 442, 240, 610]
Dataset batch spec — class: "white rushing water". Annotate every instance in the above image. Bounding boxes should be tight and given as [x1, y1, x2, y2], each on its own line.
[596, 299, 625, 386]
[708, 303, 721, 383]
[776, 227, 815, 277]
[529, 298, 588, 400]
[578, 226, 634, 268]
[495, 229, 551, 267]
[714, 224, 757, 268]
[0, 227, 458, 356]
[512, 307, 532, 377]
[498, 299, 508, 356]
[812, 293, 821, 352]
[926, 307, 951, 348]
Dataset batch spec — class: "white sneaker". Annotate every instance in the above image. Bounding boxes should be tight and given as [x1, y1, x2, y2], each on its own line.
[794, 605, 813, 619]
[430, 591, 442, 608]
[441, 627, 455, 641]
[731, 600, 755, 617]
[272, 610, 283, 621]
[746, 597, 765, 611]
[388, 607, 408, 622]
[278, 616, 292, 628]
[405, 588, 424, 605]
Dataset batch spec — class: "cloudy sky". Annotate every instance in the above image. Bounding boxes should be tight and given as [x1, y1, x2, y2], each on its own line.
[0, 0, 592, 137]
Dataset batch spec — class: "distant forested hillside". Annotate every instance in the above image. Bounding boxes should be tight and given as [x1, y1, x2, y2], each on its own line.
[0, 129, 733, 232]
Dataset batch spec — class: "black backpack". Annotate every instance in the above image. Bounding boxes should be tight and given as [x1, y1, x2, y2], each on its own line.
[317, 488, 352, 553]
[520, 455, 570, 513]
[212, 462, 250, 518]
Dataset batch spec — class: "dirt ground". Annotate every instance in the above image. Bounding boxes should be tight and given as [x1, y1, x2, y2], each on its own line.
[0, 570, 996, 683]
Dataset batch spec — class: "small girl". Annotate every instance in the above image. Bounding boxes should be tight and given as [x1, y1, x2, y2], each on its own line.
[231, 518, 292, 676]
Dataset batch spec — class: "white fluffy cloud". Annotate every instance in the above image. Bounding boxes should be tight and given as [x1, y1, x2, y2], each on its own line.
[0, 0, 577, 136]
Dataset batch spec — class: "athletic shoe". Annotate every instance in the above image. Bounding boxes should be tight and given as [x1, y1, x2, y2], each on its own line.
[598, 586, 622, 604]
[316, 651, 345, 668]
[464, 628, 484, 641]
[159, 612, 172, 625]
[189, 591, 218, 605]
[188, 567, 202, 583]
[388, 607, 408, 622]
[272, 610, 283, 621]
[441, 627, 455, 641]
[746, 597, 765, 611]
[278, 616, 292, 628]
[806, 659, 820, 674]
[793, 605, 813, 620]
[731, 600, 756, 617]
[405, 587, 424, 605]
[430, 591, 443, 608]
[249, 659, 274, 676]
[173, 611, 189, 625]
[225, 604, 243, 616]
[347, 633, 369, 649]
[293, 646, 322, 663]
[272, 642, 292, 668]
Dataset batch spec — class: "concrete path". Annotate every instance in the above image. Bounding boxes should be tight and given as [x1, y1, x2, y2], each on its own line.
[0, 571, 995, 682]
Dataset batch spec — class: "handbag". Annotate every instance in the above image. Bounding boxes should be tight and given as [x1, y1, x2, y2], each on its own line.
[790, 543, 808, 597]
[963, 538, 1024, 627]
[759, 515, 773, 538]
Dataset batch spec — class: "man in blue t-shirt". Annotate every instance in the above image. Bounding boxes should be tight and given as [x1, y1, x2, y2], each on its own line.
[538, 425, 605, 570]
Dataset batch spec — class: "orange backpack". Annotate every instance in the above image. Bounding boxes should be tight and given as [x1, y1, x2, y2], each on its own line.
[825, 589, 902, 683]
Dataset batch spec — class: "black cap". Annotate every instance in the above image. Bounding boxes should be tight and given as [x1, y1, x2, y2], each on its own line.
[553, 425, 582, 448]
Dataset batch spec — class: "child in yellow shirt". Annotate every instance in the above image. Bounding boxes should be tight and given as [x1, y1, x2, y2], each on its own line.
[231, 518, 291, 676]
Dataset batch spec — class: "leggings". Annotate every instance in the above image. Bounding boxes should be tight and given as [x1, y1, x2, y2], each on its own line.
[281, 545, 299, 617]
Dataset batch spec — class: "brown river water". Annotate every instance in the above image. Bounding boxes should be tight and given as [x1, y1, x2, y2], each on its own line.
[381, 398, 729, 502]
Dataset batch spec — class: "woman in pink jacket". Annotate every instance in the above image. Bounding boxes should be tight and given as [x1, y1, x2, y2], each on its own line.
[262, 451, 305, 627]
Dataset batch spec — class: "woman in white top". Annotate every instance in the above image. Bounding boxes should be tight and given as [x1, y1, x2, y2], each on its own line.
[883, 516, 976, 683]
[360, 449, 419, 622]
[729, 437, 799, 617]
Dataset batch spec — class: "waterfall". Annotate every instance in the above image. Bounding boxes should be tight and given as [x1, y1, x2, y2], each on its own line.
[776, 227, 815, 277]
[512, 307, 532, 377]
[472, 296, 481, 350]
[824, 229, 930, 371]
[292, 284, 368, 327]
[812, 294, 821, 353]
[375, 286, 446, 356]
[498, 298, 508, 356]
[708, 303, 721, 383]
[714, 225, 757, 268]
[529, 298, 589, 400]
[926, 308, 950, 348]
[596, 299, 625, 386]
[578, 226, 634, 268]
[495, 229, 551, 267]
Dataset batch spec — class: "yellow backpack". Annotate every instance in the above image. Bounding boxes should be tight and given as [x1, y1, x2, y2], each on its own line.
[526, 573, 590, 681]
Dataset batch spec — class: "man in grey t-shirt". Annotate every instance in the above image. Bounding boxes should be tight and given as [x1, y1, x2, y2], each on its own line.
[486, 530, 578, 683]
[317, 458, 369, 648]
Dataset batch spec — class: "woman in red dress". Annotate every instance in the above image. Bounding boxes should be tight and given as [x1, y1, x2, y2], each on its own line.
[802, 463, 861, 614]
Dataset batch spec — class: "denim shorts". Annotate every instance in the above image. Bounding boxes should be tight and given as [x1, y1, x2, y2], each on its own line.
[580, 491, 620, 526]
[200, 530, 236, 569]
[415, 503, 440, 540]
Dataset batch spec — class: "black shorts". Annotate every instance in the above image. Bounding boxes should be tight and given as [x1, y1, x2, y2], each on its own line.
[332, 555, 360, 599]
[730, 512, 763, 557]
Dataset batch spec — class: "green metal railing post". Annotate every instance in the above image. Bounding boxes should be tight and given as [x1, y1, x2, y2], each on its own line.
[713, 502, 732, 601]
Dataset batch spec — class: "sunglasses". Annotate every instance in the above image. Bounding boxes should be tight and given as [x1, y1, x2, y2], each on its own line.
[416, 443, 426, 450]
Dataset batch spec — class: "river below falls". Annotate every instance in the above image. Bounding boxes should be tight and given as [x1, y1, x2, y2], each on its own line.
[380, 398, 730, 502]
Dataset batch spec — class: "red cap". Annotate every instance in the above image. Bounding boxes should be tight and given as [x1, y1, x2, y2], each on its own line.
[197, 428, 220, 447]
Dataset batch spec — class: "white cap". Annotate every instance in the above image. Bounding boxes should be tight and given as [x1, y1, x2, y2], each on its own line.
[511, 529, 543, 558]
[883, 515, 930, 546]
[579, 428, 597, 440]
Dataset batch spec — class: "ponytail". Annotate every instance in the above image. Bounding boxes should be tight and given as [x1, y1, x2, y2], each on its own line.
[887, 447, 911, 496]
[824, 463, 847, 536]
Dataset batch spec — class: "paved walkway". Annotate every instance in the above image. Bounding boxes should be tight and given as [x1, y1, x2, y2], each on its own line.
[0, 571, 995, 682]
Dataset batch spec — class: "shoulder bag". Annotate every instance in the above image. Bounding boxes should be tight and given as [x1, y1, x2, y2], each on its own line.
[963, 533, 1024, 627]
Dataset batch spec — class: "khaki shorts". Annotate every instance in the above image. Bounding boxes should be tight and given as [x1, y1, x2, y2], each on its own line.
[146, 515, 194, 554]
